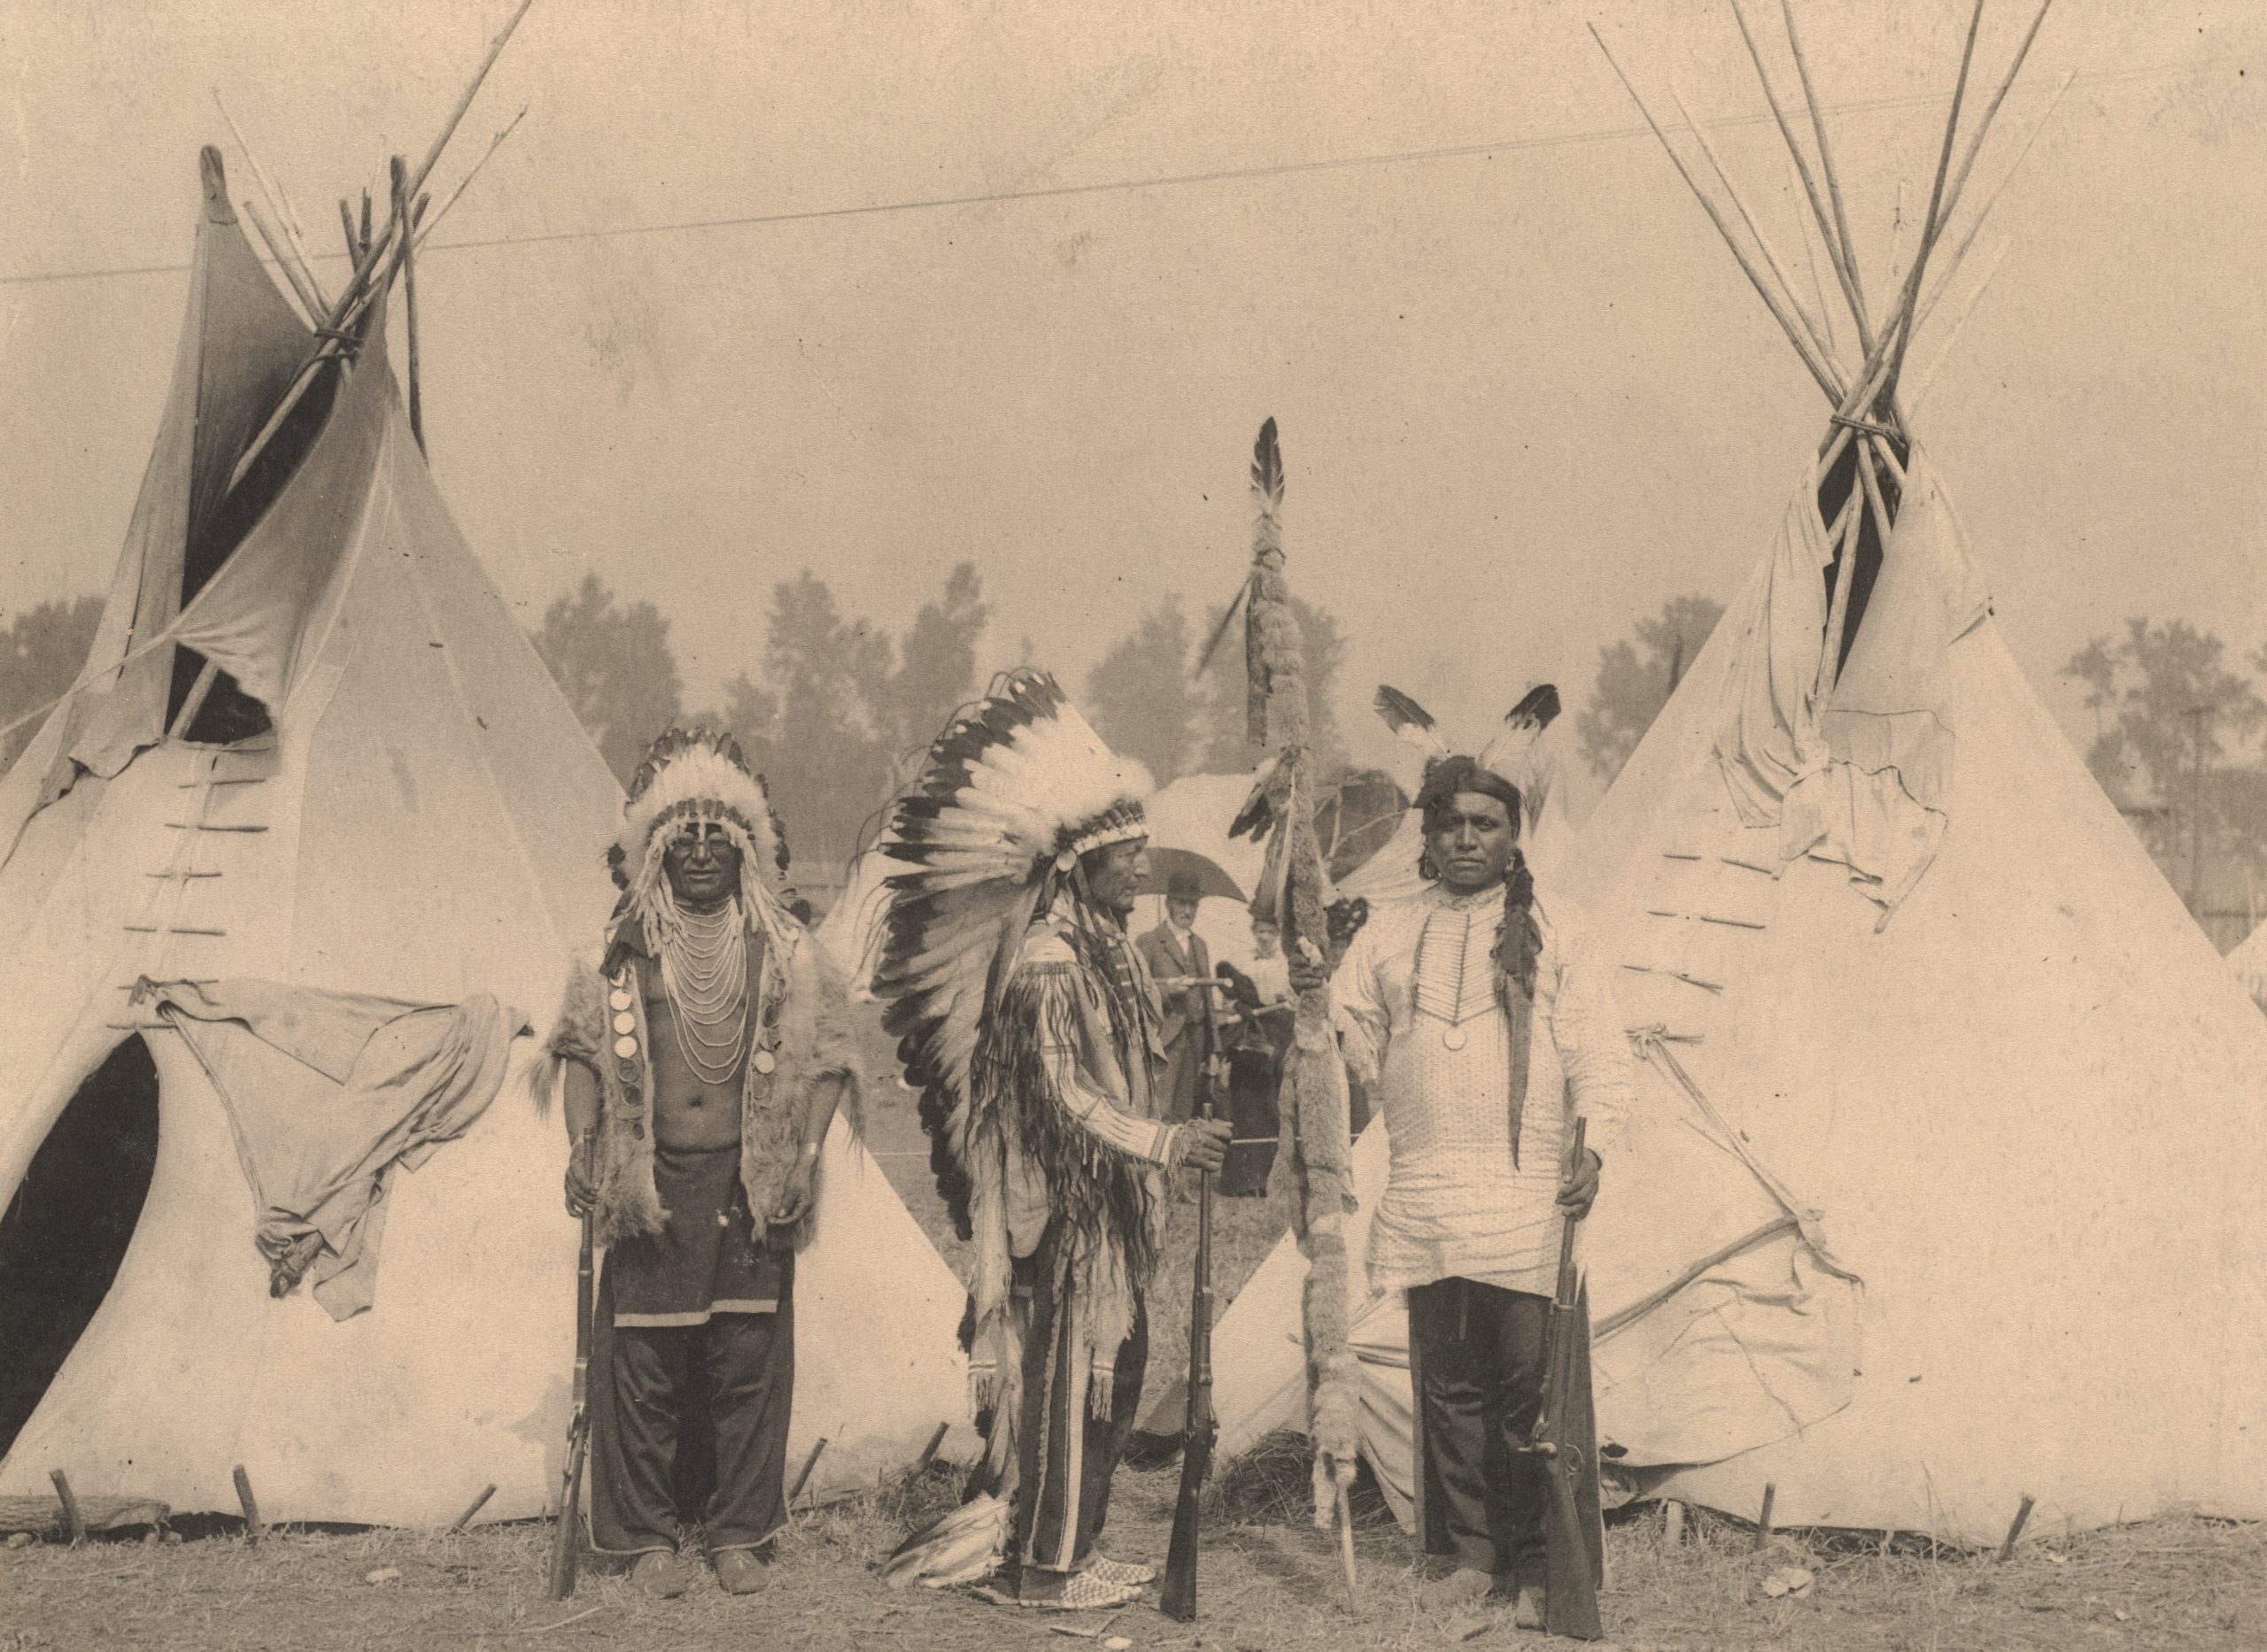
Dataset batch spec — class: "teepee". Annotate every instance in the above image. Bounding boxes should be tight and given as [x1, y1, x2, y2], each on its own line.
[1202, 3, 2267, 1545]
[2225, 920, 2267, 1011]
[0, 151, 971, 1527]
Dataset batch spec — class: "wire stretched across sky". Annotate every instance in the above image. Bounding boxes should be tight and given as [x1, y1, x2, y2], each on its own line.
[0, 52, 2234, 290]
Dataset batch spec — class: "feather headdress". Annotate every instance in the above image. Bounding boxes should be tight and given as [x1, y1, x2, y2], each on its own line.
[872, 669, 1154, 1237]
[1372, 681, 1563, 837]
[606, 726, 796, 953]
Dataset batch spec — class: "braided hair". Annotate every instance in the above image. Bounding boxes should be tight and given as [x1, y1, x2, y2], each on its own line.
[1414, 754, 1542, 1002]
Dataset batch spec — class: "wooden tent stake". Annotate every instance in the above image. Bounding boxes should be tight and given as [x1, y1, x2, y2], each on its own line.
[1662, 1499, 1686, 1546]
[788, 1437, 829, 1506]
[1753, 1481, 1776, 1550]
[1996, 1493, 2035, 1561]
[910, 1421, 950, 1478]
[391, 156, 424, 452]
[233, 1464, 265, 1544]
[451, 1484, 497, 1532]
[49, 1470, 85, 1545]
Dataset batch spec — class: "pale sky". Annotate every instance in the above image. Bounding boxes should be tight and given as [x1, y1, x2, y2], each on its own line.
[3, 0, 2263, 799]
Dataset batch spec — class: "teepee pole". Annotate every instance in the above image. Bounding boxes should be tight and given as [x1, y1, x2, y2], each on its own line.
[333, 0, 537, 328]
[1921, 0, 2060, 289]
[1814, 489, 1862, 700]
[1789, 153, 1839, 359]
[1779, 0, 1873, 344]
[1816, 0, 2048, 460]
[214, 91, 329, 313]
[1733, 0, 1870, 356]
[228, 0, 538, 495]
[240, 195, 325, 325]
[417, 104, 528, 251]
[1590, 23, 1841, 405]
[392, 156, 424, 452]
[1865, 0, 1985, 425]
[1907, 235, 2008, 414]
[1672, 83, 1845, 386]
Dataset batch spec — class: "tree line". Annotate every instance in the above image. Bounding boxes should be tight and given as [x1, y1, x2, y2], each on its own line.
[3, 576, 2262, 938]
[528, 567, 1355, 884]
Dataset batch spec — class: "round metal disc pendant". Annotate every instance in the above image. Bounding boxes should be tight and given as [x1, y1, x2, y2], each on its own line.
[1442, 1025, 1468, 1052]
[613, 1035, 638, 1060]
[752, 1049, 777, 1075]
[608, 989, 633, 1012]
[612, 1012, 636, 1034]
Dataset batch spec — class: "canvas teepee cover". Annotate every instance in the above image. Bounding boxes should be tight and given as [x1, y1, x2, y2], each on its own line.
[2225, 920, 2267, 1011]
[0, 160, 971, 1525]
[1203, 7, 2267, 1540]
[1196, 451, 2267, 1545]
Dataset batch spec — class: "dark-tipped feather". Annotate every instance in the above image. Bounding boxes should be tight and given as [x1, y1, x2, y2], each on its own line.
[1250, 416, 1283, 508]
[1505, 683, 1561, 730]
[1374, 683, 1435, 737]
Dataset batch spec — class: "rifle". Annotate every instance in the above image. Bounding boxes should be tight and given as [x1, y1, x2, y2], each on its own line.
[1159, 1075, 1218, 1621]
[1520, 1117, 1605, 1640]
[545, 1208, 595, 1600]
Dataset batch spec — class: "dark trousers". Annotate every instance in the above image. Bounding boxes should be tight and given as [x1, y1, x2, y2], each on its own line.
[1011, 1226, 1148, 1581]
[1219, 1047, 1281, 1197]
[1406, 1277, 1550, 1586]
[1160, 1032, 1204, 1124]
[590, 1293, 796, 1556]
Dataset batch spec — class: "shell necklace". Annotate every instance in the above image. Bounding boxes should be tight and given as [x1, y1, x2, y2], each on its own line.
[657, 896, 748, 1087]
[1413, 886, 1497, 1051]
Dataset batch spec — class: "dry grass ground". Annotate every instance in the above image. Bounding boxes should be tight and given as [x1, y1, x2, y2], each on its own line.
[5, 1475, 2262, 1651]
[5, 1017, 2263, 1648]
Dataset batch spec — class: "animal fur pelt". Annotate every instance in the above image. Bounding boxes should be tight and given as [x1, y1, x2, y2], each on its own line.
[1228, 418, 1362, 1523]
[537, 921, 863, 1250]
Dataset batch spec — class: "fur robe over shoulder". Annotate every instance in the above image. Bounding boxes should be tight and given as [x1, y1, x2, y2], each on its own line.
[541, 917, 863, 1250]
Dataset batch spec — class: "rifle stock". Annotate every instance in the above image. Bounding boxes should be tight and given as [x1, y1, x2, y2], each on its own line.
[1528, 1117, 1605, 1641]
[1160, 1079, 1217, 1621]
[546, 1210, 595, 1600]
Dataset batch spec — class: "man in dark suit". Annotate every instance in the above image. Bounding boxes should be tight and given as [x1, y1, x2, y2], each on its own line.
[1135, 868, 1218, 1125]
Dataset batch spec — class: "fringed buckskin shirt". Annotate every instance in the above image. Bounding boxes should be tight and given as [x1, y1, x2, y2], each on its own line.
[1332, 881, 1632, 1297]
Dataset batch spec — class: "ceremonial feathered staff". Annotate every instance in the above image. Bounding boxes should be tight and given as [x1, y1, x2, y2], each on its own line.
[1220, 419, 1361, 1604]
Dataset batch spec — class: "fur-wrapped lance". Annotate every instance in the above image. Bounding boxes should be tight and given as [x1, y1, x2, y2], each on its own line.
[1231, 418, 1361, 1526]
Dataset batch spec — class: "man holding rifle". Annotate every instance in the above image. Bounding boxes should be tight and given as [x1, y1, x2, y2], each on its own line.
[868, 672, 1230, 1612]
[545, 729, 862, 1598]
[1289, 725, 1629, 1632]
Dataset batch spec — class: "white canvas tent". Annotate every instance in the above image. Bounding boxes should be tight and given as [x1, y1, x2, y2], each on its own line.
[1199, 12, 2267, 1546]
[1196, 466, 2267, 1546]
[2226, 920, 2267, 1011]
[0, 157, 971, 1526]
